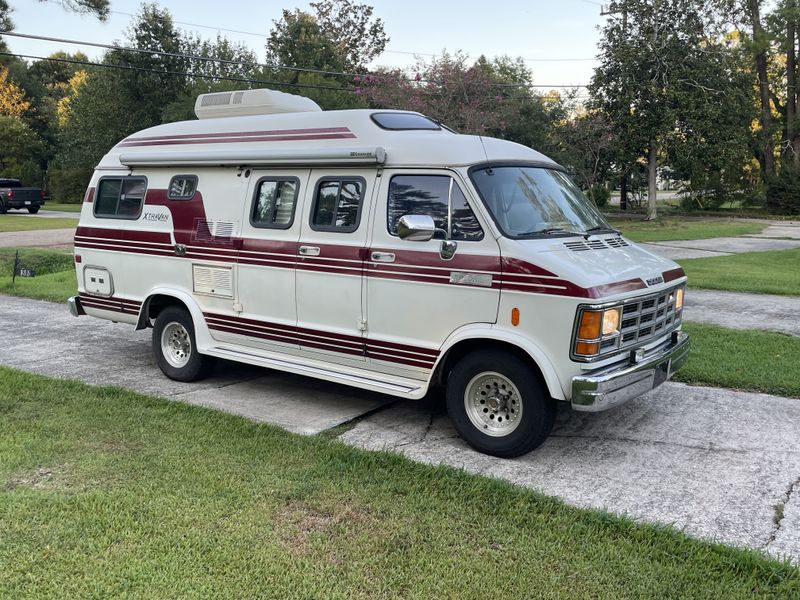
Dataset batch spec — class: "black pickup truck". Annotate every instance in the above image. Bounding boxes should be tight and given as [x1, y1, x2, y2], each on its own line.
[0, 178, 45, 214]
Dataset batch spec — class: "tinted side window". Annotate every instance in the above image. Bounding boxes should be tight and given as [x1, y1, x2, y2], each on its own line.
[251, 178, 299, 229]
[94, 177, 146, 219]
[387, 175, 483, 241]
[310, 178, 364, 233]
[168, 175, 198, 200]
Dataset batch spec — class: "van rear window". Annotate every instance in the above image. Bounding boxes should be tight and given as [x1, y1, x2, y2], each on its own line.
[310, 178, 365, 233]
[370, 113, 441, 131]
[94, 177, 146, 219]
[251, 177, 299, 229]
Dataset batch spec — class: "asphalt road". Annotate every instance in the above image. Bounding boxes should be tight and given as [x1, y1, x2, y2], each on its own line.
[0, 294, 798, 563]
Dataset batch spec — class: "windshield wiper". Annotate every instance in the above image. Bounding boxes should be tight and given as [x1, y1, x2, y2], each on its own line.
[584, 225, 621, 235]
[523, 227, 587, 238]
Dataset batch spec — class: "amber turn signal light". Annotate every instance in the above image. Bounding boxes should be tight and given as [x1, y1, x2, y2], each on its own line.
[577, 310, 602, 340]
[575, 341, 600, 356]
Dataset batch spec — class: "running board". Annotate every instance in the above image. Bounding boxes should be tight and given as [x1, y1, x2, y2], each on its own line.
[205, 346, 426, 398]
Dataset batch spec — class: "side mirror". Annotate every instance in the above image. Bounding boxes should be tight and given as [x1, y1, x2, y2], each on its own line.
[397, 214, 436, 242]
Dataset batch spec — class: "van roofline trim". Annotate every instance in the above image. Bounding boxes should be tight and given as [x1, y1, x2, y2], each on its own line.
[118, 146, 387, 168]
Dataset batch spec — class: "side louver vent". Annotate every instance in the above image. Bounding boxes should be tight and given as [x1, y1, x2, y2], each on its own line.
[564, 238, 629, 252]
[192, 219, 235, 245]
[193, 264, 233, 298]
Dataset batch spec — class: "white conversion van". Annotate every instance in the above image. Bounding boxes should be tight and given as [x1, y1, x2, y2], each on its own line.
[68, 89, 689, 457]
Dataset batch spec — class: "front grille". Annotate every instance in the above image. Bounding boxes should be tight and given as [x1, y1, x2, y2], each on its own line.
[574, 284, 684, 362]
[616, 286, 682, 351]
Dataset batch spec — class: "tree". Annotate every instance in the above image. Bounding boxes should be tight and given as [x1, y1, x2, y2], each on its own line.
[266, 0, 388, 72]
[591, 0, 749, 218]
[0, 116, 45, 184]
[0, 65, 29, 117]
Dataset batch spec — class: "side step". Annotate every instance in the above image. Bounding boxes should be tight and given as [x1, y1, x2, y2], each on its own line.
[205, 346, 427, 399]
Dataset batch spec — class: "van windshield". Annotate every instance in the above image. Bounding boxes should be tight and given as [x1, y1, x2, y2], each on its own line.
[470, 165, 613, 238]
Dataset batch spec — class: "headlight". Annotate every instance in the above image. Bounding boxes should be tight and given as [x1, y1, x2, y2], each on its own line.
[574, 306, 622, 358]
[675, 288, 684, 311]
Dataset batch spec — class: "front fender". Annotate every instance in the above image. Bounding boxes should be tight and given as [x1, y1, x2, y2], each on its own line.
[436, 324, 566, 400]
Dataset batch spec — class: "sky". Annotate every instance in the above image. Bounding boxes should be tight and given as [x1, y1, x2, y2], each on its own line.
[5, 0, 608, 92]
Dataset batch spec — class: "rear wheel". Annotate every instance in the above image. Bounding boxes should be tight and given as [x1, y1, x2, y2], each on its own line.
[152, 306, 216, 382]
[0, 200, 6, 214]
[27, 206, 39, 214]
[446, 350, 555, 458]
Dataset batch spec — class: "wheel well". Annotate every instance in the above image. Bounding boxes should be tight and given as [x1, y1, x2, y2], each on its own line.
[136, 294, 188, 330]
[433, 339, 550, 394]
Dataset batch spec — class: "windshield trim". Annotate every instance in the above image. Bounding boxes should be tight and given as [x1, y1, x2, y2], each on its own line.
[467, 161, 609, 241]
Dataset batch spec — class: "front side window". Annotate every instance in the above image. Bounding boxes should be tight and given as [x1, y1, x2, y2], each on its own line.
[168, 175, 198, 200]
[387, 175, 483, 241]
[251, 178, 299, 229]
[470, 165, 611, 238]
[310, 178, 364, 232]
[94, 177, 146, 219]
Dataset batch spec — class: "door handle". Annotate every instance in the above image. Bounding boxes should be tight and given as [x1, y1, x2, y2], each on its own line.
[370, 251, 395, 263]
[298, 245, 320, 257]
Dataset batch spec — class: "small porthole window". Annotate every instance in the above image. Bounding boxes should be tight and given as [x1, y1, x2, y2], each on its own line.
[168, 175, 198, 200]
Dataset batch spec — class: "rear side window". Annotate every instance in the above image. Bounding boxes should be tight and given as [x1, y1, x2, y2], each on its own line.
[250, 177, 300, 229]
[168, 175, 198, 200]
[310, 178, 365, 233]
[94, 177, 146, 219]
[387, 175, 483, 241]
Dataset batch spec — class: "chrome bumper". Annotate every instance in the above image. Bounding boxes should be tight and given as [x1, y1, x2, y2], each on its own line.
[67, 296, 84, 317]
[571, 331, 690, 412]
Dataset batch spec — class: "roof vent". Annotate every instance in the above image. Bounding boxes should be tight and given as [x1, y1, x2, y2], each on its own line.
[195, 88, 322, 120]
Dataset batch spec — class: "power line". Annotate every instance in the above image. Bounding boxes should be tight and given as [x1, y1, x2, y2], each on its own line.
[0, 31, 590, 89]
[0, 51, 359, 93]
[104, 8, 595, 64]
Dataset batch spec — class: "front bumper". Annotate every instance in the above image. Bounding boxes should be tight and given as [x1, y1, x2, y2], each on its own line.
[571, 331, 690, 412]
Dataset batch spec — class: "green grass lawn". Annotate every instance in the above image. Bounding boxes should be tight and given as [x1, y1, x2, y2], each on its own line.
[0, 248, 76, 302]
[606, 217, 764, 242]
[679, 248, 800, 296]
[0, 215, 78, 232]
[41, 202, 82, 213]
[676, 323, 800, 397]
[0, 367, 796, 599]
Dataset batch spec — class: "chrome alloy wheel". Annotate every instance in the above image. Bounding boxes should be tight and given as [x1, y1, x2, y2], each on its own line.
[464, 371, 523, 437]
[161, 321, 192, 368]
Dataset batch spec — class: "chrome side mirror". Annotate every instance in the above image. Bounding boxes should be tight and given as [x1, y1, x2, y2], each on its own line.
[398, 214, 436, 242]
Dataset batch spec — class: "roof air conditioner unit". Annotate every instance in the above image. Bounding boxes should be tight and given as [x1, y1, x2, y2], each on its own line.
[194, 88, 322, 119]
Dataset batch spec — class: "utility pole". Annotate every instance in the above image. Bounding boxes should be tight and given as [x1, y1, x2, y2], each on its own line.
[600, 2, 629, 211]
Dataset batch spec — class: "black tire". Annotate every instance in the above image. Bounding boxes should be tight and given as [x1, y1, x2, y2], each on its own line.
[445, 350, 556, 458]
[152, 306, 216, 382]
[0, 200, 6, 214]
[27, 206, 40, 214]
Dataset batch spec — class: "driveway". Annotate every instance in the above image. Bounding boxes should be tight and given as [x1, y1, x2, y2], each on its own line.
[0, 228, 76, 248]
[0, 294, 798, 563]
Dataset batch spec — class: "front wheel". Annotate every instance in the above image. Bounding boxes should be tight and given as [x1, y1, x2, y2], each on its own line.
[446, 350, 556, 458]
[152, 306, 216, 382]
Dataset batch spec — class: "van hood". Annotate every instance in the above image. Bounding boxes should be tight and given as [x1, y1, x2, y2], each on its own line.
[500, 236, 683, 299]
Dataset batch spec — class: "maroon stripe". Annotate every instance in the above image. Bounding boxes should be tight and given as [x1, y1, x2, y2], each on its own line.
[117, 133, 357, 147]
[587, 278, 647, 298]
[208, 322, 298, 347]
[121, 127, 352, 143]
[501, 257, 560, 278]
[76, 227, 172, 245]
[366, 339, 440, 358]
[663, 267, 686, 283]
[75, 242, 174, 258]
[366, 351, 436, 369]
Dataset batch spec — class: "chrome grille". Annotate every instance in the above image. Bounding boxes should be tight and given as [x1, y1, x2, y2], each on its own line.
[617, 286, 682, 350]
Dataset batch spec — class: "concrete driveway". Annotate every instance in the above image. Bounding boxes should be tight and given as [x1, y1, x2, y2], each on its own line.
[0, 294, 798, 563]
